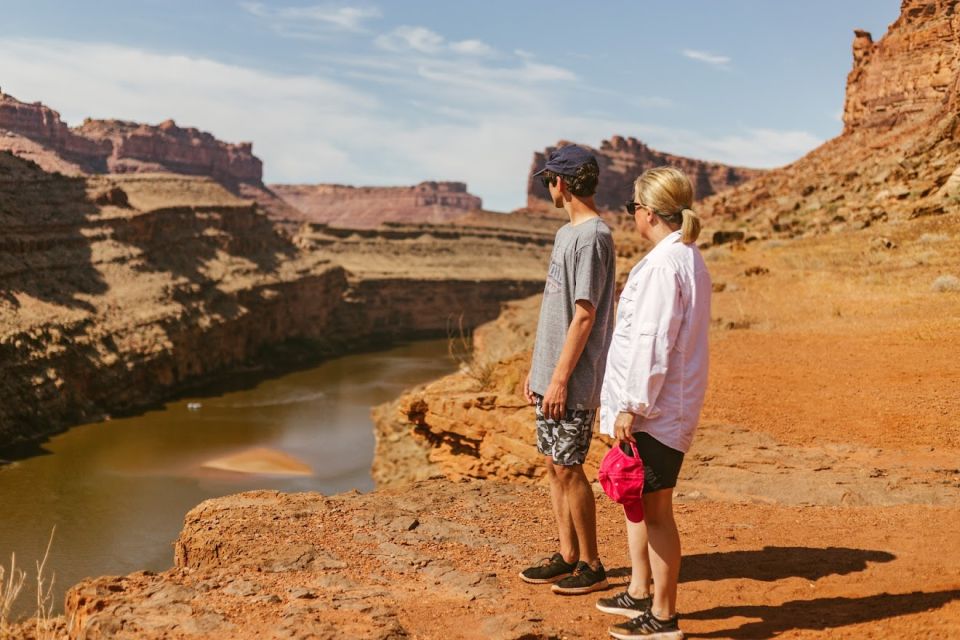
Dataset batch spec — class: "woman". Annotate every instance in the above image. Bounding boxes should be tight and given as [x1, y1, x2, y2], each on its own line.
[596, 167, 711, 640]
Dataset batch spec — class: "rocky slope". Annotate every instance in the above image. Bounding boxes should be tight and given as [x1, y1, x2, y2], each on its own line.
[0, 92, 262, 186]
[701, 0, 960, 237]
[526, 136, 764, 212]
[270, 182, 483, 228]
[0, 151, 550, 448]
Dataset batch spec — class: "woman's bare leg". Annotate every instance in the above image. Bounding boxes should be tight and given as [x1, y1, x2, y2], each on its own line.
[642, 488, 681, 618]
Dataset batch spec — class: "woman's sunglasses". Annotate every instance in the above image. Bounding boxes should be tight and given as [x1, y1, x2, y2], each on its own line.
[623, 201, 645, 215]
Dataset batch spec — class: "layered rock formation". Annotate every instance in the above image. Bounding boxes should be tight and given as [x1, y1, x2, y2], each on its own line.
[0, 152, 549, 447]
[526, 136, 764, 212]
[702, 0, 960, 236]
[271, 182, 483, 228]
[0, 91, 262, 185]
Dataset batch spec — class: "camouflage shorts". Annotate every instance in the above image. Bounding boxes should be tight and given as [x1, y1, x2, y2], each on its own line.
[534, 394, 595, 466]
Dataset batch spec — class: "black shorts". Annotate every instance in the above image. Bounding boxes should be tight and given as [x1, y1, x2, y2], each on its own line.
[620, 432, 684, 494]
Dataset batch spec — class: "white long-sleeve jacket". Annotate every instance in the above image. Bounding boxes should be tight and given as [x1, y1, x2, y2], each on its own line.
[599, 230, 711, 453]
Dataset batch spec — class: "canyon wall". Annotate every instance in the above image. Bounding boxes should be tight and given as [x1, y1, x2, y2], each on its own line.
[0, 153, 547, 447]
[526, 136, 764, 212]
[702, 0, 960, 236]
[271, 182, 483, 228]
[0, 92, 262, 185]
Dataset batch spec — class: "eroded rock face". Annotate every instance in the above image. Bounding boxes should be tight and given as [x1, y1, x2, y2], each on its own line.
[271, 182, 483, 227]
[526, 137, 764, 212]
[0, 91, 262, 185]
[701, 0, 960, 236]
[843, 0, 960, 133]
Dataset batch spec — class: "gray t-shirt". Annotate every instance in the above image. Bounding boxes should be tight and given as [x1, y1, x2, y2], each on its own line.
[529, 217, 615, 409]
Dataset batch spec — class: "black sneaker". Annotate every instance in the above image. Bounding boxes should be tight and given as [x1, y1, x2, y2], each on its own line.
[551, 560, 609, 594]
[596, 590, 652, 617]
[608, 609, 684, 640]
[519, 553, 576, 584]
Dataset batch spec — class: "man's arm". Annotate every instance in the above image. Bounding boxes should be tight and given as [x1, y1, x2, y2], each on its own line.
[541, 299, 596, 420]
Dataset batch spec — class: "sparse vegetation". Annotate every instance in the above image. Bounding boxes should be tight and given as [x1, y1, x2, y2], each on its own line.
[932, 275, 960, 292]
[0, 553, 27, 636]
[447, 314, 496, 390]
[917, 232, 950, 244]
[0, 528, 58, 640]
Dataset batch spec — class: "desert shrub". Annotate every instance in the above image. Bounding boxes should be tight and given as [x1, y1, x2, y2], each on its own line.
[931, 275, 960, 292]
[917, 233, 950, 244]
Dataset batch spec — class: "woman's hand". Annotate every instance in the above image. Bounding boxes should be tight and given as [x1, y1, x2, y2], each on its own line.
[614, 412, 637, 443]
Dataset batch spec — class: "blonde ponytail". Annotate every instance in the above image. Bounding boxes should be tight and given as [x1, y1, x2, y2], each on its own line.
[635, 167, 701, 244]
[680, 208, 701, 244]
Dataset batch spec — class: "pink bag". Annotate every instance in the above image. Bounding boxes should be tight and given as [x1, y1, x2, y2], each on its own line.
[598, 441, 645, 522]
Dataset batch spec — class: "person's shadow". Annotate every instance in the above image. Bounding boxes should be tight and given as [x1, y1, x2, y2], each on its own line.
[607, 547, 960, 637]
[684, 589, 960, 638]
[607, 546, 896, 583]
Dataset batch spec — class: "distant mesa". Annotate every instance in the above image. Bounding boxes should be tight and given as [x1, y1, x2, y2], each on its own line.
[0, 90, 262, 186]
[0, 90, 484, 228]
[526, 136, 764, 212]
[270, 181, 483, 228]
[700, 0, 960, 235]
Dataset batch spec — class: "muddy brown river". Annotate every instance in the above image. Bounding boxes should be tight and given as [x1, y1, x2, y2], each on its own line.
[0, 339, 455, 618]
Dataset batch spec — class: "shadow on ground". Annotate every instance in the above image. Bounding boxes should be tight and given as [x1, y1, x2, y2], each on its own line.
[684, 589, 960, 639]
[608, 546, 896, 583]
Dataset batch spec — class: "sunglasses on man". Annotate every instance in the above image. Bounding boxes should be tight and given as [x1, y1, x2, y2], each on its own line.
[539, 175, 558, 190]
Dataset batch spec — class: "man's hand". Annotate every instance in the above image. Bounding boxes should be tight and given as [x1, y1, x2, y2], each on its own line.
[614, 412, 636, 443]
[523, 372, 535, 405]
[542, 380, 567, 421]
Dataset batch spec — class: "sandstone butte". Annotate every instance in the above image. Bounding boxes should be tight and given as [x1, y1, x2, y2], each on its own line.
[699, 0, 960, 236]
[5, 1, 960, 638]
[525, 136, 764, 213]
[269, 182, 483, 228]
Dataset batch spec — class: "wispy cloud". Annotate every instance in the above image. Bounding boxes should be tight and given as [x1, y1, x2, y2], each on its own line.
[376, 25, 495, 57]
[682, 49, 731, 67]
[242, 2, 382, 36]
[0, 37, 819, 211]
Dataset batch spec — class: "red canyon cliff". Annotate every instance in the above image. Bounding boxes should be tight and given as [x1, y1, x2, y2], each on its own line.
[526, 137, 764, 212]
[0, 92, 262, 185]
[702, 0, 960, 235]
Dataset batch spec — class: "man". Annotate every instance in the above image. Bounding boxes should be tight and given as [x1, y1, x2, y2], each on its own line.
[520, 144, 616, 595]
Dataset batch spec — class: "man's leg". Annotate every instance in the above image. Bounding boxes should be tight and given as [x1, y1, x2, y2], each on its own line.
[642, 489, 681, 618]
[625, 517, 653, 598]
[554, 463, 598, 566]
[546, 457, 579, 564]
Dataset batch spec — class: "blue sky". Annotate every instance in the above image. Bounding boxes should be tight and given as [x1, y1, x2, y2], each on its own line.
[0, 1, 897, 211]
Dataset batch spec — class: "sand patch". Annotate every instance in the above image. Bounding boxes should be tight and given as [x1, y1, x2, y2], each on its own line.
[202, 447, 313, 476]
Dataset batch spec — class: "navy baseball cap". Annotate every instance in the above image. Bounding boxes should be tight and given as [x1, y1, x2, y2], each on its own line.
[533, 144, 598, 177]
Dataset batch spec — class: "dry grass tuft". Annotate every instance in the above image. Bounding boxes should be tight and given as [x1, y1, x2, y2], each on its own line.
[447, 315, 496, 391]
[0, 554, 26, 638]
[0, 528, 59, 640]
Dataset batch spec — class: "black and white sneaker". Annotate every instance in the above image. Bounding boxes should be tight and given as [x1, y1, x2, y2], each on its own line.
[551, 560, 609, 594]
[519, 553, 576, 584]
[596, 590, 652, 617]
[608, 609, 683, 639]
